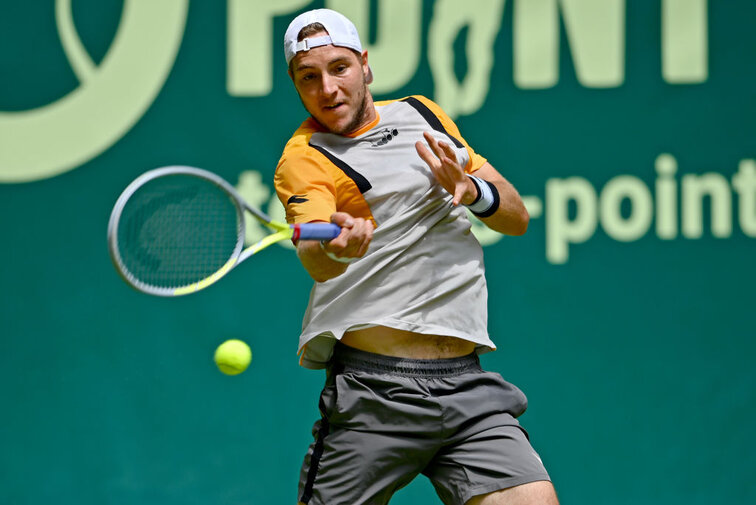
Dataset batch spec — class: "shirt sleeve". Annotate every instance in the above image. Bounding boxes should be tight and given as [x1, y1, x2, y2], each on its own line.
[274, 134, 337, 224]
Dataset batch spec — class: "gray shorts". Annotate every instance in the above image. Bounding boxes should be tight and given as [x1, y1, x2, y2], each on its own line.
[298, 343, 551, 505]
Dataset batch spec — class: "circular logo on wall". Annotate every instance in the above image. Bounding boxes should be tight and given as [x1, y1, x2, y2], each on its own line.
[0, 0, 189, 183]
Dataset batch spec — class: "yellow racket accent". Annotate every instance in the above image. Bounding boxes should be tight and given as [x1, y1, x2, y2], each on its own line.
[170, 223, 292, 296]
[244, 228, 293, 256]
[172, 256, 238, 296]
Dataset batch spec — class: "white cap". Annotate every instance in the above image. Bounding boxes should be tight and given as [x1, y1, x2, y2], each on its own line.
[284, 8, 373, 83]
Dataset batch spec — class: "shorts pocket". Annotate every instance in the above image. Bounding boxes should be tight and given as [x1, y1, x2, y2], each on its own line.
[484, 372, 529, 418]
[332, 372, 390, 428]
[333, 372, 439, 432]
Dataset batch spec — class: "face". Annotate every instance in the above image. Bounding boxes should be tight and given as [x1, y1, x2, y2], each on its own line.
[289, 37, 375, 135]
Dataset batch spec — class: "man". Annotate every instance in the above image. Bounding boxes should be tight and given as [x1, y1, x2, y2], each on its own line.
[274, 8, 558, 505]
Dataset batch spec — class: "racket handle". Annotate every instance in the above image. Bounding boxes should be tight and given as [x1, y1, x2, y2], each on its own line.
[294, 223, 342, 241]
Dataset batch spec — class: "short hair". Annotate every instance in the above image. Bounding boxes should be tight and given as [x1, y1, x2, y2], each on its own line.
[297, 22, 327, 42]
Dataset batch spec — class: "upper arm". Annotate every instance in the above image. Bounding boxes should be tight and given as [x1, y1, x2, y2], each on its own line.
[274, 142, 337, 225]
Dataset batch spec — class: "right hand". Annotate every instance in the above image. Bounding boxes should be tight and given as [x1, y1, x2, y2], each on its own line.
[321, 212, 374, 261]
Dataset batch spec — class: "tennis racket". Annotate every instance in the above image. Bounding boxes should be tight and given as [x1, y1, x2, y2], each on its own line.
[107, 166, 340, 296]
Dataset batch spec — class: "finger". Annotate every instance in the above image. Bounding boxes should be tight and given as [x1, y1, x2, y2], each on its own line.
[326, 233, 348, 250]
[353, 219, 374, 244]
[323, 215, 354, 250]
[423, 131, 445, 159]
[436, 142, 462, 173]
[356, 241, 370, 257]
[342, 220, 373, 258]
[415, 141, 440, 169]
[433, 153, 461, 182]
[356, 223, 374, 256]
[440, 157, 463, 179]
[355, 233, 372, 257]
[438, 140, 458, 163]
[330, 212, 355, 228]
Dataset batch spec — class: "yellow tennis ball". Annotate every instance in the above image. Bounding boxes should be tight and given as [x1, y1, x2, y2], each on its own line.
[214, 339, 252, 375]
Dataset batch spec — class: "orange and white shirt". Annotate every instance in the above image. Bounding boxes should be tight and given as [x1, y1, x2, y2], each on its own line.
[275, 95, 496, 369]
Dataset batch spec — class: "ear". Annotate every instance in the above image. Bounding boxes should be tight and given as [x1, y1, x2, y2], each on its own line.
[361, 50, 373, 84]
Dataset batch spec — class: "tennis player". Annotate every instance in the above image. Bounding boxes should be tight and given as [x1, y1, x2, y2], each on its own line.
[275, 9, 558, 505]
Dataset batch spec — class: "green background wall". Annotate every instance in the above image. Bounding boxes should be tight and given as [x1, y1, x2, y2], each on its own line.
[1, 1, 754, 503]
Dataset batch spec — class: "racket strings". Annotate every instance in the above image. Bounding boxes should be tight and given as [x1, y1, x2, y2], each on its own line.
[116, 175, 242, 290]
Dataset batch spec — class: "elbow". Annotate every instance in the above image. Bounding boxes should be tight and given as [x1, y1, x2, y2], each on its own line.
[310, 273, 330, 283]
[311, 271, 337, 283]
[508, 208, 529, 236]
[298, 241, 349, 282]
[306, 263, 349, 283]
[511, 221, 528, 236]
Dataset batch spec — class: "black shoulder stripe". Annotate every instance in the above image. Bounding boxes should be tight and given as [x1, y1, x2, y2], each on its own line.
[308, 143, 372, 194]
[401, 96, 465, 149]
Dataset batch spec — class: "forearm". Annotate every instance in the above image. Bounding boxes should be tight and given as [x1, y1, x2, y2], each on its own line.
[469, 168, 529, 236]
[297, 240, 349, 283]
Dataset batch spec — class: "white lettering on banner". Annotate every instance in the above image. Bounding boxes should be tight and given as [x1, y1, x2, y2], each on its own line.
[544, 156, 756, 264]
[546, 177, 598, 264]
[682, 172, 732, 239]
[428, 0, 506, 120]
[733, 160, 756, 237]
[655, 154, 678, 239]
[600, 176, 654, 242]
[229, 0, 708, 118]
[514, 0, 625, 88]
[663, 0, 708, 83]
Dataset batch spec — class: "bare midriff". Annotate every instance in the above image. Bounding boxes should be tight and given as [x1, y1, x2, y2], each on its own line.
[341, 325, 476, 359]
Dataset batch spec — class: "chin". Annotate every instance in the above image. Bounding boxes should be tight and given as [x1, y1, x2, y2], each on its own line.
[312, 101, 365, 134]
[318, 117, 352, 135]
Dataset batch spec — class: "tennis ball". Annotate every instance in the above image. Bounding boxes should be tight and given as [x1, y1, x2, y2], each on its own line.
[214, 339, 252, 375]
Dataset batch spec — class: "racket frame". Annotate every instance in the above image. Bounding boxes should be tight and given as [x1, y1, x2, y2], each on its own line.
[108, 166, 293, 296]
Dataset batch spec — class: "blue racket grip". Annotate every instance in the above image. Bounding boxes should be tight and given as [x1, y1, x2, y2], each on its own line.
[294, 223, 342, 241]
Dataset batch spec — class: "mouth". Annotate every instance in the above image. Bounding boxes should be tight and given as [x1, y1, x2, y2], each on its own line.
[323, 102, 344, 112]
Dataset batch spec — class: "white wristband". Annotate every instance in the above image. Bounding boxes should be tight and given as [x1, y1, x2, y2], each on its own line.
[465, 175, 496, 215]
[320, 241, 355, 263]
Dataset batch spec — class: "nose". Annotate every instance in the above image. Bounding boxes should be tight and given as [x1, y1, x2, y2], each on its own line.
[320, 73, 338, 97]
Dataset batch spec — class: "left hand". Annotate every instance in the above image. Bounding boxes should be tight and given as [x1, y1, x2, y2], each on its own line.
[415, 131, 478, 206]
